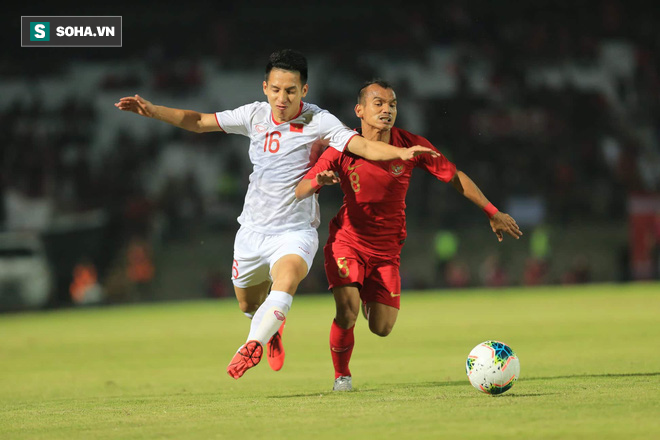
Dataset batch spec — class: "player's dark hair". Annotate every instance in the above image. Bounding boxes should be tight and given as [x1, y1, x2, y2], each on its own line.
[358, 79, 394, 104]
[265, 49, 308, 85]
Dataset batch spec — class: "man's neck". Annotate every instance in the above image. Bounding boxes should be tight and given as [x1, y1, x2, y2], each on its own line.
[361, 125, 391, 144]
[272, 101, 303, 124]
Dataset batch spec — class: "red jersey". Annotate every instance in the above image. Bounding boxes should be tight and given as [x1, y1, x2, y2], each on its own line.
[304, 126, 456, 255]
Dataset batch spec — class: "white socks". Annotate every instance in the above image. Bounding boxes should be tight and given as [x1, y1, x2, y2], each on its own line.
[246, 290, 292, 346]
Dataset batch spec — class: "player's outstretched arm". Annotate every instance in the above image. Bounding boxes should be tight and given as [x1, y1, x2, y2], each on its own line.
[114, 94, 222, 133]
[295, 170, 340, 201]
[346, 136, 438, 161]
[450, 170, 522, 242]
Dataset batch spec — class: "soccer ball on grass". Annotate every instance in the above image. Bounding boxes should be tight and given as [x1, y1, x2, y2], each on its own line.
[466, 340, 520, 395]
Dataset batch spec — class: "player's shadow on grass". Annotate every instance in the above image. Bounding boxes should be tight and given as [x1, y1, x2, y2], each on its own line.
[268, 372, 660, 399]
[387, 380, 557, 397]
[523, 372, 660, 381]
[375, 372, 660, 390]
[268, 380, 466, 399]
[489, 392, 551, 398]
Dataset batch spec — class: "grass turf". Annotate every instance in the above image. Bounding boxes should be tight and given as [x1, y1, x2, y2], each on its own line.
[1, 282, 659, 439]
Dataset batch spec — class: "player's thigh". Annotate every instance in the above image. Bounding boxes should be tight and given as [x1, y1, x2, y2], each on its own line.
[270, 254, 308, 294]
[366, 302, 399, 337]
[361, 256, 401, 336]
[360, 259, 401, 307]
[269, 229, 319, 294]
[234, 281, 271, 314]
[323, 240, 366, 290]
[332, 283, 361, 327]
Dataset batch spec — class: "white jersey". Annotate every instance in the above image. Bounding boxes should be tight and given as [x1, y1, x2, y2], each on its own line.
[215, 101, 358, 234]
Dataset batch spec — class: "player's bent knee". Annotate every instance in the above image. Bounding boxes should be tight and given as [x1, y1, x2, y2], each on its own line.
[369, 322, 394, 337]
[238, 300, 259, 315]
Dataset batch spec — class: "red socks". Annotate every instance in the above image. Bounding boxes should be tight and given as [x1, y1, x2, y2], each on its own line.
[330, 319, 355, 379]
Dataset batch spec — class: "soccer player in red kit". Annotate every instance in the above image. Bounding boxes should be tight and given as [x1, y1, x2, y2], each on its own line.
[295, 80, 522, 391]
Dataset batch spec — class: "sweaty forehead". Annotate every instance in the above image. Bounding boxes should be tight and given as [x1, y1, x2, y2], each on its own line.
[364, 85, 396, 102]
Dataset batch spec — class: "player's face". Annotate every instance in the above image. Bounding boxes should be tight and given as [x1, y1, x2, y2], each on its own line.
[355, 85, 397, 131]
[263, 68, 309, 123]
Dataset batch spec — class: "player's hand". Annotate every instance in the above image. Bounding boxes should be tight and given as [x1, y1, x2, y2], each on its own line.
[400, 145, 440, 160]
[114, 94, 156, 118]
[489, 212, 522, 242]
[316, 170, 340, 187]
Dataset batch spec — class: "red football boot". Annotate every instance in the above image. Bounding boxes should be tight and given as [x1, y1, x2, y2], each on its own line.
[227, 340, 263, 379]
[267, 319, 286, 371]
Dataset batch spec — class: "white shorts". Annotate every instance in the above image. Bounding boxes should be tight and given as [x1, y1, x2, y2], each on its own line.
[231, 226, 319, 288]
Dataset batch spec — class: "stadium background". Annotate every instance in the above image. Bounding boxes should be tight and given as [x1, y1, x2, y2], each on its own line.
[2, 0, 660, 310]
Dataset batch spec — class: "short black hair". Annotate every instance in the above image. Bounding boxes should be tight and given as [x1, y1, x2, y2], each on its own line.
[265, 49, 308, 85]
[357, 79, 394, 104]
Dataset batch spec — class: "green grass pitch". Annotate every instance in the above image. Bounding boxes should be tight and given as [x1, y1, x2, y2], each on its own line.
[1, 282, 659, 439]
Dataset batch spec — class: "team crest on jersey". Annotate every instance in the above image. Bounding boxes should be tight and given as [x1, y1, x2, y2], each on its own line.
[254, 124, 268, 133]
[390, 161, 405, 176]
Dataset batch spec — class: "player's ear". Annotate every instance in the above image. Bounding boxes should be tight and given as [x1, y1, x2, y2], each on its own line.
[301, 83, 309, 98]
[263, 81, 268, 96]
[355, 103, 363, 118]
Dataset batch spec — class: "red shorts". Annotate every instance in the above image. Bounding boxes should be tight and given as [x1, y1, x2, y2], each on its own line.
[323, 239, 401, 309]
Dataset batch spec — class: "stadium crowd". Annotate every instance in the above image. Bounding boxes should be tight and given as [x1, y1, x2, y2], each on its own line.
[2, 1, 659, 305]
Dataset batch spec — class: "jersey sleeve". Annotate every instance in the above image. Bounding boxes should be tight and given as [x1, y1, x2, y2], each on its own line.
[214, 102, 257, 137]
[318, 111, 359, 153]
[415, 138, 457, 182]
[303, 147, 342, 180]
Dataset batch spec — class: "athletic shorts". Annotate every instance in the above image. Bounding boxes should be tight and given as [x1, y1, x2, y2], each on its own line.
[232, 226, 319, 288]
[323, 239, 401, 309]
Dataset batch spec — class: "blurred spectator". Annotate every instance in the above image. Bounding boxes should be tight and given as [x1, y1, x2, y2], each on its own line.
[523, 257, 550, 286]
[444, 260, 471, 288]
[530, 226, 551, 261]
[652, 214, 660, 279]
[479, 254, 509, 287]
[70, 257, 103, 305]
[125, 236, 155, 300]
[205, 268, 230, 298]
[562, 255, 593, 284]
[433, 230, 459, 287]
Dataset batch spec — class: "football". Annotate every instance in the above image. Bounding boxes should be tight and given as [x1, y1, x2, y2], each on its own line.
[466, 340, 520, 395]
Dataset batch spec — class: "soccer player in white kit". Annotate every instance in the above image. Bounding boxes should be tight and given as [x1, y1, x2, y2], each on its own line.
[115, 49, 436, 379]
